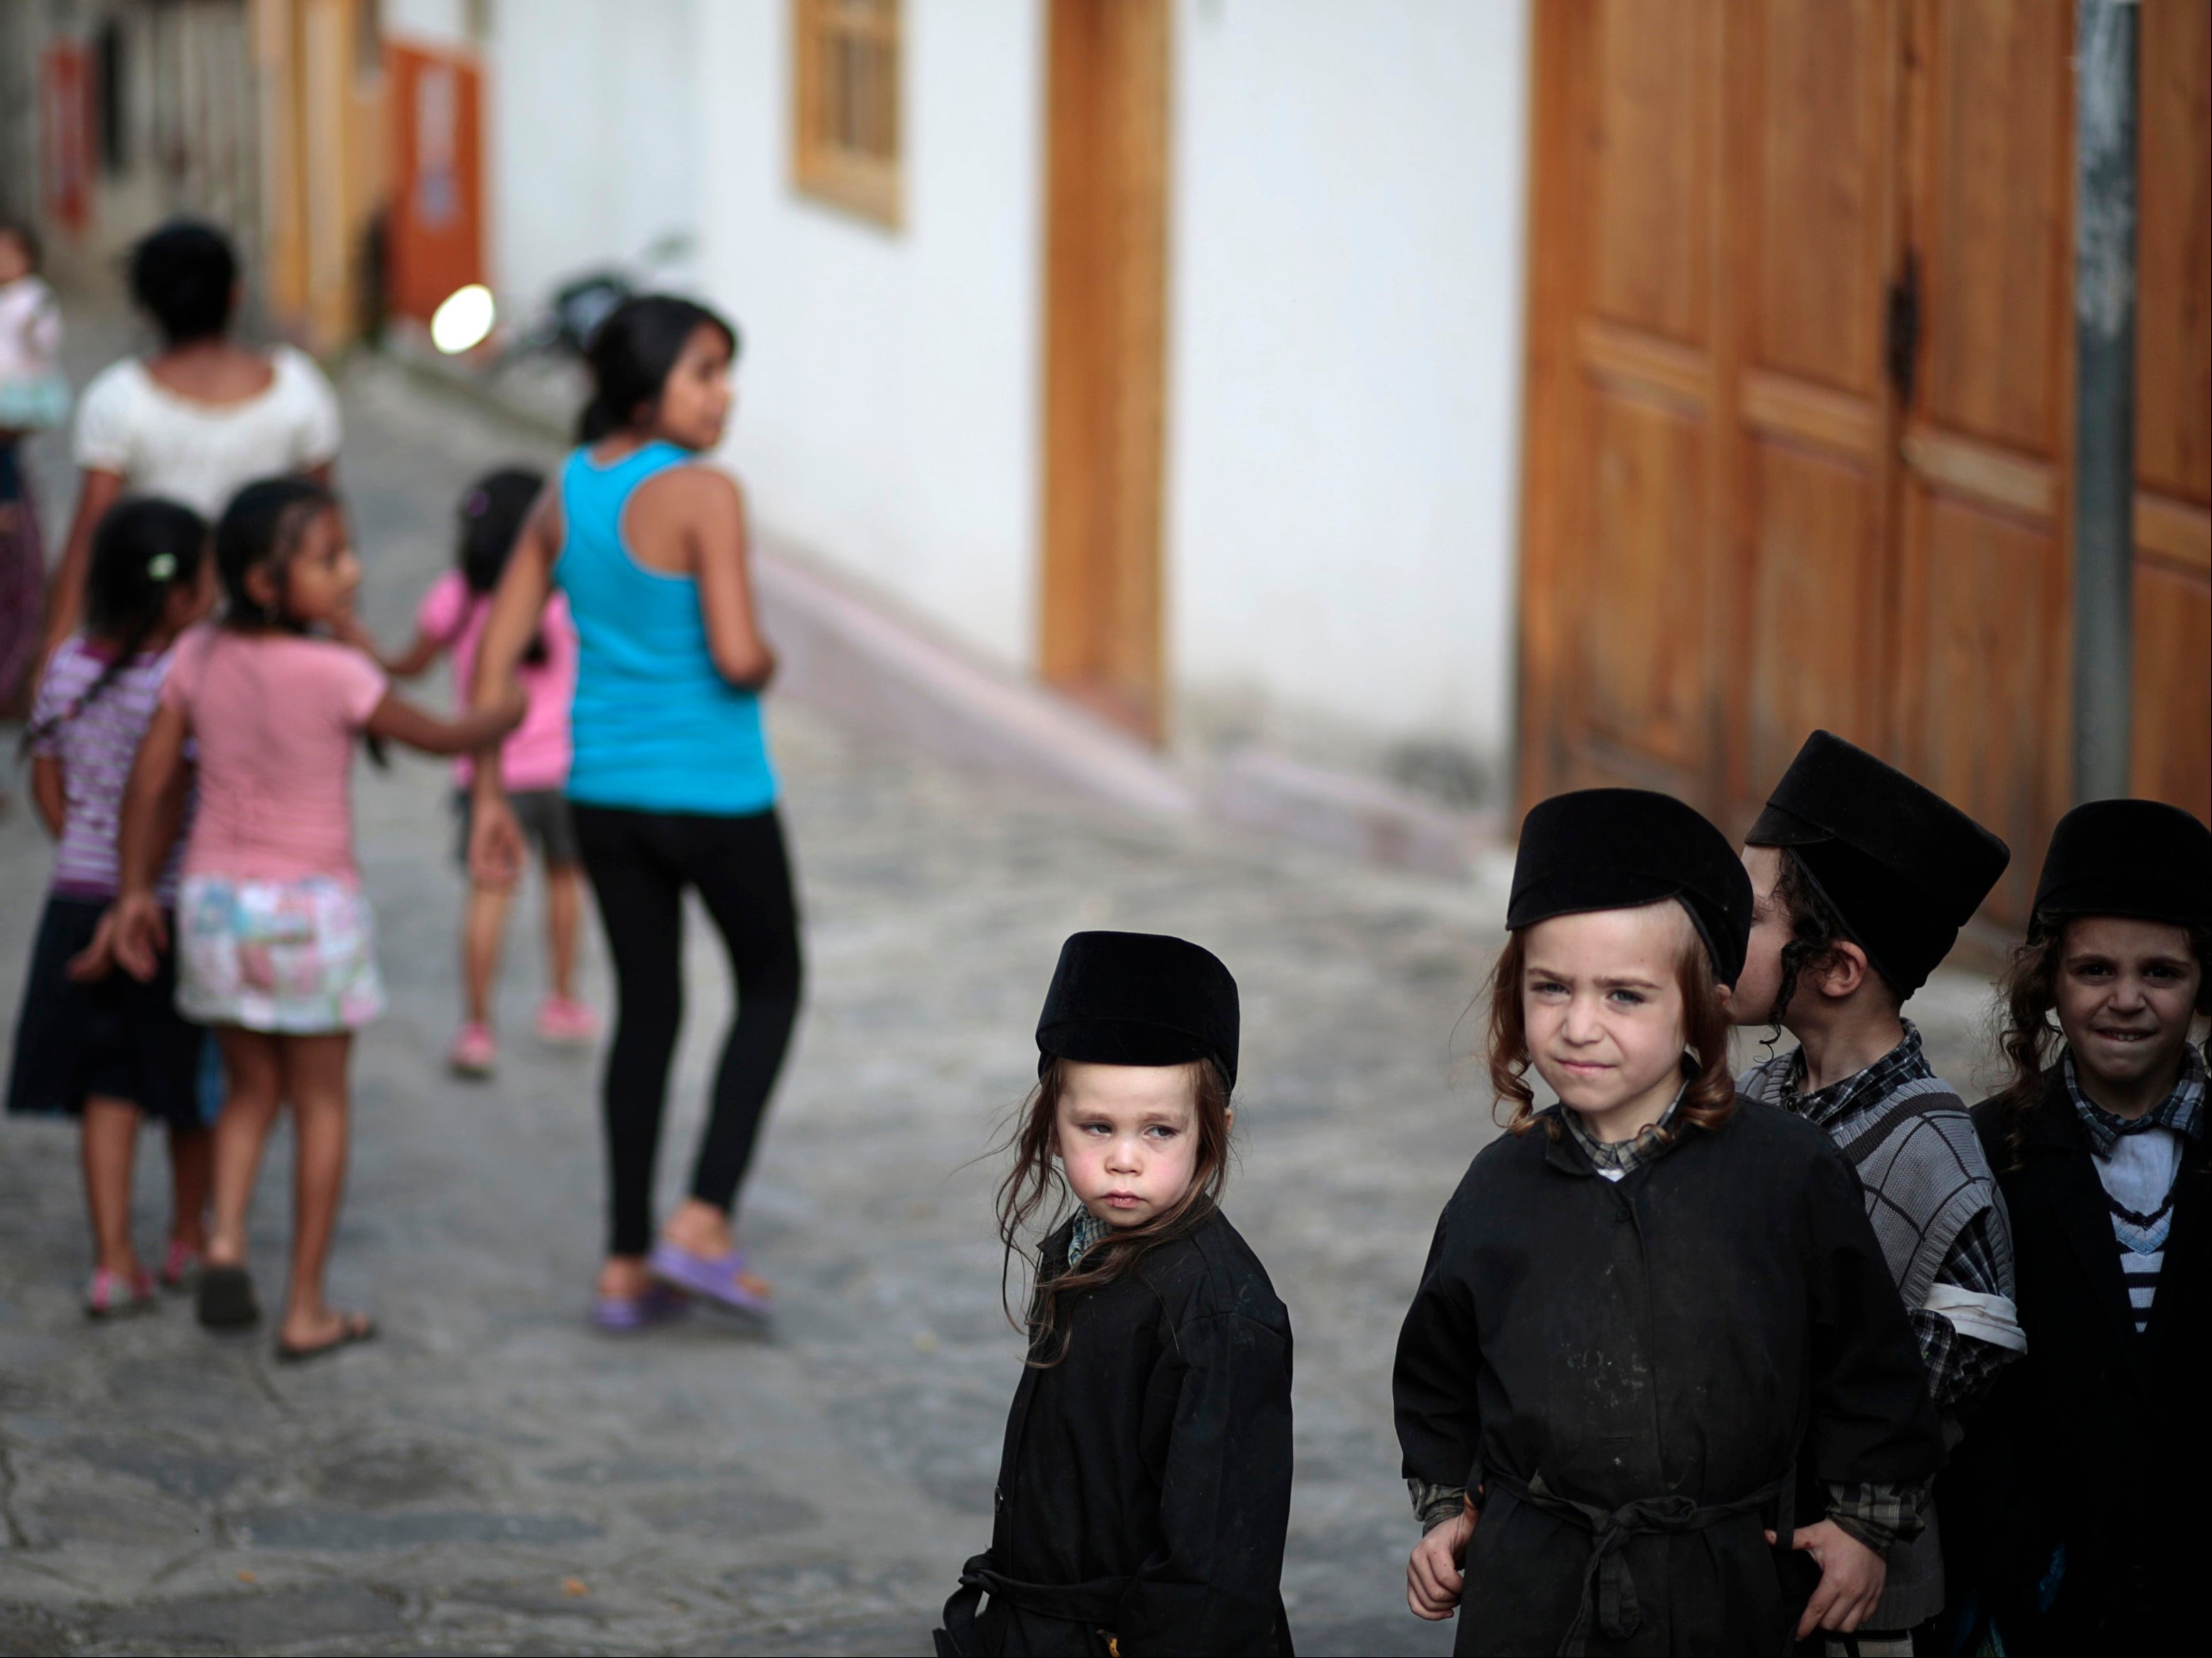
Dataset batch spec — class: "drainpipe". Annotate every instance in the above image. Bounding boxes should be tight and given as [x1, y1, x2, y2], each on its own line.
[2071, 0, 2137, 803]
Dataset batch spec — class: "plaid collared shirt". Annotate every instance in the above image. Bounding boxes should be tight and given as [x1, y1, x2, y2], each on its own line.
[2064, 1043, 2206, 1157]
[1066, 1208, 1111, 1267]
[1558, 1089, 1686, 1179]
[1747, 1022, 2019, 1416]
[1410, 1084, 1924, 1553]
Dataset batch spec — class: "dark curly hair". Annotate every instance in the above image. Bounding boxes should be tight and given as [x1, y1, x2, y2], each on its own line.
[1485, 901, 1737, 1144]
[1760, 846, 1899, 1046]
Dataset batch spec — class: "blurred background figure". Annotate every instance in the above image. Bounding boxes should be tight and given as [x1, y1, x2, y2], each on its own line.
[40, 220, 340, 663]
[345, 465, 595, 1077]
[0, 217, 65, 726]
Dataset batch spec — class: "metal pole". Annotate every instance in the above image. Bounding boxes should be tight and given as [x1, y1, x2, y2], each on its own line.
[2071, 0, 2137, 803]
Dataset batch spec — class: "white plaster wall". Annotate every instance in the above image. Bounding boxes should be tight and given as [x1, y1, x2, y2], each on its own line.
[381, 0, 470, 48]
[693, 0, 1044, 669]
[1166, 0, 1529, 776]
[478, 0, 701, 314]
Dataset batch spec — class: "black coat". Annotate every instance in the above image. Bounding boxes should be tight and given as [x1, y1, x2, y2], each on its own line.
[950, 1206, 1295, 1657]
[1394, 1100, 1943, 1657]
[1952, 1070, 2209, 1653]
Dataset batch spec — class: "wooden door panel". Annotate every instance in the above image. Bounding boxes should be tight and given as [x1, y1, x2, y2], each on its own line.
[1746, 442, 1885, 788]
[1897, 0, 2073, 921]
[1752, 0, 1890, 395]
[1041, 0, 1168, 739]
[1731, 0, 1897, 813]
[1590, 0, 1715, 345]
[1898, 490, 2069, 919]
[2132, 550, 2212, 818]
[2131, 0, 2211, 820]
[1919, 0, 2071, 455]
[1585, 389, 1710, 768]
[2137, 0, 2211, 505]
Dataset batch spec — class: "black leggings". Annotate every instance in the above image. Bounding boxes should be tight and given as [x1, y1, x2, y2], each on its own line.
[573, 803, 803, 1257]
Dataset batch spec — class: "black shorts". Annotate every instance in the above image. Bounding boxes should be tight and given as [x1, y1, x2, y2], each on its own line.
[452, 788, 582, 870]
[5, 894, 215, 1129]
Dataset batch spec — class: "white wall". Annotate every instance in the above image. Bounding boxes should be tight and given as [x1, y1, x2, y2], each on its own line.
[692, 0, 1046, 669]
[481, 0, 700, 315]
[381, 0, 471, 49]
[1166, 0, 1529, 779]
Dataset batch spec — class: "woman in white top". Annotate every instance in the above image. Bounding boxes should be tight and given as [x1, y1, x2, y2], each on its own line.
[40, 220, 341, 656]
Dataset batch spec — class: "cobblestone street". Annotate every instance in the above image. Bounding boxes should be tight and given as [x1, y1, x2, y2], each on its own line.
[0, 323, 2004, 1656]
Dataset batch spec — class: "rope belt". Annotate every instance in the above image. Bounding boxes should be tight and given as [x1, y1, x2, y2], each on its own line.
[1488, 1468, 1789, 1657]
[933, 1551, 1129, 1657]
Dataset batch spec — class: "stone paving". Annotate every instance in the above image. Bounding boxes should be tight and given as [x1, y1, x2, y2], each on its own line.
[0, 306, 2008, 1655]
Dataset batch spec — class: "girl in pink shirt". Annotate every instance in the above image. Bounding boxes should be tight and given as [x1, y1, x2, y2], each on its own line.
[350, 467, 593, 1076]
[109, 477, 521, 1360]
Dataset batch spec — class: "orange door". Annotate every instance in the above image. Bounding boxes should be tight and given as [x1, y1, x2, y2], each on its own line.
[1039, 0, 1170, 740]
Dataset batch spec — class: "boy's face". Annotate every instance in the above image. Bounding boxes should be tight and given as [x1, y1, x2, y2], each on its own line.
[0, 232, 29, 285]
[2054, 916, 2203, 1099]
[1735, 844, 1789, 1026]
[1521, 903, 1699, 1134]
[1055, 1061, 1212, 1230]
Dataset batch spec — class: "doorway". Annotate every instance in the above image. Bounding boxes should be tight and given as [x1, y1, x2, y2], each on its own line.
[1039, 0, 1170, 741]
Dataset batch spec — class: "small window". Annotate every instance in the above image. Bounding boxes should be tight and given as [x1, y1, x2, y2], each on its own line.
[792, 0, 901, 227]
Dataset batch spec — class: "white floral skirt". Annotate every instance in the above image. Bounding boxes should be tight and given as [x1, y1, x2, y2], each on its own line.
[178, 874, 386, 1034]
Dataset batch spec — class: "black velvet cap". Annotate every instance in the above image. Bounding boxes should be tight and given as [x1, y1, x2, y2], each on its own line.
[2033, 799, 2212, 930]
[1745, 730, 2010, 996]
[1036, 931, 1240, 1090]
[1507, 789, 1754, 985]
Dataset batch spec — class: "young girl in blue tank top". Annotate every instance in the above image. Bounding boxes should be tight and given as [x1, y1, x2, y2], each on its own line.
[463, 296, 803, 1333]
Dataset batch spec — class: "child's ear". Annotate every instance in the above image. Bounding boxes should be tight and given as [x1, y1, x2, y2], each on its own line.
[243, 563, 279, 608]
[1818, 942, 1873, 1000]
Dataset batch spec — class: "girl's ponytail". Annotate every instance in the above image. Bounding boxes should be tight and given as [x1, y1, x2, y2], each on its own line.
[21, 497, 208, 752]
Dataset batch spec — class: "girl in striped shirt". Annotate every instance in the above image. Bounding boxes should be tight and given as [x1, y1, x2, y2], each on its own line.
[6, 497, 216, 1316]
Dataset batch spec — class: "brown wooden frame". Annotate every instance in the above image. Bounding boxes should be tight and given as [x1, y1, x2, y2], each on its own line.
[791, 0, 902, 228]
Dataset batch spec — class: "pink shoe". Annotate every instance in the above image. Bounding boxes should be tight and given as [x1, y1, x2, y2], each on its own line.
[448, 1022, 497, 1078]
[159, 1240, 202, 1291]
[534, 995, 600, 1046]
[85, 1267, 157, 1320]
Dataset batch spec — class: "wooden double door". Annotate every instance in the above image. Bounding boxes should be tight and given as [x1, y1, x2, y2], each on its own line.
[1518, 0, 2211, 924]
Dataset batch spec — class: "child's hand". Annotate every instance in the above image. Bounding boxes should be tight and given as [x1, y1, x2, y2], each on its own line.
[1767, 1519, 1887, 1638]
[65, 906, 122, 982]
[1406, 1502, 1476, 1620]
[469, 794, 526, 892]
[112, 892, 170, 982]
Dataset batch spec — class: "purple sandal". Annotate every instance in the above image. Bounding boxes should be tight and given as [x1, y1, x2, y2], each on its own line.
[590, 1280, 690, 1332]
[649, 1241, 774, 1319]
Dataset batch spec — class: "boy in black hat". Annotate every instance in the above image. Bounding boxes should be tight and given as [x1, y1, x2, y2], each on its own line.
[935, 932, 1294, 1657]
[1959, 801, 2211, 1654]
[1395, 789, 1941, 1655]
[1735, 731, 2020, 1649]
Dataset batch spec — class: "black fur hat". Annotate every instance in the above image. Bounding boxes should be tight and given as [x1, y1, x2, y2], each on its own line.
[1036, 932, 1240, 1090]
[1507, 789, 1754, 986]
[1747, 731, 2010, 996]
[2033, 799, 2212, 930]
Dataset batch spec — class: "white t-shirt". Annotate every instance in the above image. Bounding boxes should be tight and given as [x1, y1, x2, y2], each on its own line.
[72, 344, 341, 518]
